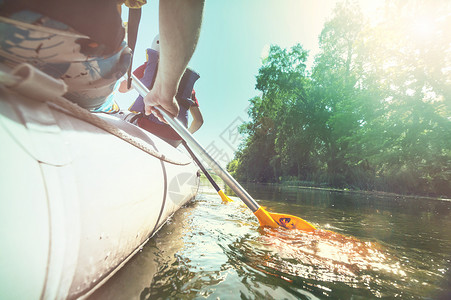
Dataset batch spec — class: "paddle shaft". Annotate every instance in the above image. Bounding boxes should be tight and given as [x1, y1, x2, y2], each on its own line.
[132, 75, 260, 212]
[181, 140, 221, 192]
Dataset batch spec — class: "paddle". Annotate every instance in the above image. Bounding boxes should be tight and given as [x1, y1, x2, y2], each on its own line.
[181, 140, 233, 203]
[131, 74, 316, 231]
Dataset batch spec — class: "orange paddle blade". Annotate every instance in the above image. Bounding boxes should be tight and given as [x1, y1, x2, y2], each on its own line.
[253, 207, 279, 228]
[268, 212, 316, 231]
[218, 190, 233, 203]
[254, 207, 316, 231]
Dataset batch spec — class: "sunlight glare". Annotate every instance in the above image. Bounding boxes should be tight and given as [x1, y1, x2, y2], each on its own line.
[260, 44, 270, 60]
[412, 17, 435, 38]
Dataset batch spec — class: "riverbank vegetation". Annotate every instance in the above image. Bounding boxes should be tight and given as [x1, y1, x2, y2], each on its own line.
[227, 1, 451, 198]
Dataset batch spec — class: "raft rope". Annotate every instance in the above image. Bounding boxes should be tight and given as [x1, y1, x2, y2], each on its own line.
[0, 64, 191, 166]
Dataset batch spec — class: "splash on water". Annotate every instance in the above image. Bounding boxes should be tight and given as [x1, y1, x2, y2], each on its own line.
[256, 227, 404, 285]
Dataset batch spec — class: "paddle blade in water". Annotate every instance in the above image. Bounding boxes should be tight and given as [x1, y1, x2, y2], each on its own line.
[218, 190, 233, 203]
[268, 212, 316, 231]
[253, 207, 316, 231]
[253, 207, 280, 228]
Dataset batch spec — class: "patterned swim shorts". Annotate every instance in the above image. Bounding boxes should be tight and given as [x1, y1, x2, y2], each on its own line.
[0, 11, 131, 113]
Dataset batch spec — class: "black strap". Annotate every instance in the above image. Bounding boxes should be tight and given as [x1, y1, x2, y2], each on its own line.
[127, 7, 142, 89]
[182, 141, 221, 192]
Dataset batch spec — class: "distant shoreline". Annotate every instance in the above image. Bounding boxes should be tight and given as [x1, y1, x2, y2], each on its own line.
[201, 174, 450, 202]
[246, 181, 451, 202]
[199, 170, 451, 202]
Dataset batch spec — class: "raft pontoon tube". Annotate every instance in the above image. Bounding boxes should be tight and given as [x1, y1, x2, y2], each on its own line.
[0, 63, 200, 299]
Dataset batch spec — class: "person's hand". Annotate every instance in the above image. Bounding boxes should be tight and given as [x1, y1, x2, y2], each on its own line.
[143, 79, 179, 122]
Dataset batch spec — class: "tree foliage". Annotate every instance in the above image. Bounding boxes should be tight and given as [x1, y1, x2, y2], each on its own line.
[227, 0, 451, 197]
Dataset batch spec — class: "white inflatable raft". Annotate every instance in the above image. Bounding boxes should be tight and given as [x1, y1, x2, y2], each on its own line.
[0, 64, 200, 299]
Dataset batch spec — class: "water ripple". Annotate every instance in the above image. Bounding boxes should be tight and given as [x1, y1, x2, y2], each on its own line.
[91, 183, 451, 300]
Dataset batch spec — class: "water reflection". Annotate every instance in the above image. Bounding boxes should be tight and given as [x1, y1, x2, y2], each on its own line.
[90, 183, 451, 299]
[246, 228, 408, 298]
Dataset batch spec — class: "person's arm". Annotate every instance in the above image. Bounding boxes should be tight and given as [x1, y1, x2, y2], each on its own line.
[188, 105, 203, 134]
[143, 0, 204, 120]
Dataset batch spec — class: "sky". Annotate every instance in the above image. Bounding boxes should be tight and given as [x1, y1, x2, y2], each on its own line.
[115, 0, 383, 166]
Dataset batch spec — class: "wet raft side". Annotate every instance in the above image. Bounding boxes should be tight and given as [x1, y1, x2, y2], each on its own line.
[0, 67, 200, 300]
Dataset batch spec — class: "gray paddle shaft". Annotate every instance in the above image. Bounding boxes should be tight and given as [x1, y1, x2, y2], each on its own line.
[131, 75, 260, 212]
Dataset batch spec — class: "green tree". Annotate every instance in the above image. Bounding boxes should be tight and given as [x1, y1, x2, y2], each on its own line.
[351, 0, 451, 196]
[252, 44, 314, 181]
[311, 1, 367, 187]
[228, 0, 451, 197]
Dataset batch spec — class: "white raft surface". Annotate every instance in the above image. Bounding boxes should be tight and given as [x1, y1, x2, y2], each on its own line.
[0, 64, 200, 299]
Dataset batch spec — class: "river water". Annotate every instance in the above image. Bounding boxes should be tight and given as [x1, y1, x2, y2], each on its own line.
[90, 181, 451, 299]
